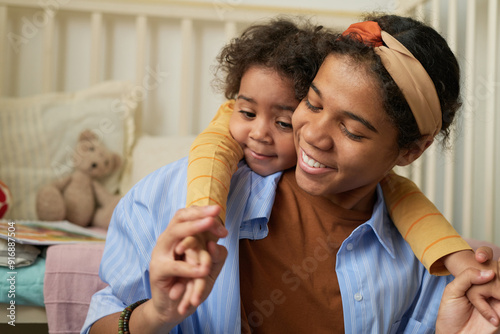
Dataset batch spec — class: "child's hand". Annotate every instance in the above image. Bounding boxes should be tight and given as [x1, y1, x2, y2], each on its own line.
[174, 214, 226, 314]
[465, 248, 500, 326]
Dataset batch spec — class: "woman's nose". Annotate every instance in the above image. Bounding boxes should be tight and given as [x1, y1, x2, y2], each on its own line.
[302, 121, 334, 151]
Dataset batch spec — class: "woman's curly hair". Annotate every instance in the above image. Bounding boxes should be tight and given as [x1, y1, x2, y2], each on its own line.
[331, 14, 461, 148]
[213, 17, 334, 102]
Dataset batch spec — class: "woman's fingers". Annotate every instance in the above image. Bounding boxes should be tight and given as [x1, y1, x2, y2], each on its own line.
[447, 268, 495, 299]
[176, 236, 200, 255]
[165, 206, 227, 244]
[468, 292, 500, 327]
[169, 280, 187, 300]
[154, 256, 208, 280]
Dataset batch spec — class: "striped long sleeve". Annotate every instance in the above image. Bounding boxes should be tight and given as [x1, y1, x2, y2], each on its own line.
[380, 170, 472, 275]
[186, 100, 243, 224]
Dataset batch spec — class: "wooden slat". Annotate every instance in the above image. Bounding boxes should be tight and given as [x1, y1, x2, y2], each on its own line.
[179, 18, 193, 135]
[430, 0, 440, 30]
[423, 0, 439, 203]
[224, 21, 237, 41]
[90, 12, 103, 85]
[483, 0, 498, 241]
[135, 15, 147, 85]
[0, 5, 7, 96]
[461, 0, 476, 238]
[412, 155, 423, 190]
[42, 10, 56, 93]
[396, 0, 427, 14]
[415, 3, 425, 21]
[442, 0, 457, 222]
[134, 15, 147, 136]
[424, 144, 437, 202]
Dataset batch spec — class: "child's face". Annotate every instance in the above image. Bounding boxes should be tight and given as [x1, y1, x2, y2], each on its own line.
[230, 66, 299, 176]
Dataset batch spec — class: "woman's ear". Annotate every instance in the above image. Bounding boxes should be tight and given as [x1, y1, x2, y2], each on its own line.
[396, 136, 434, 167]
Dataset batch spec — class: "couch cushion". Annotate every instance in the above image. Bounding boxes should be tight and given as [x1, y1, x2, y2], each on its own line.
[120, 134, 196, 194]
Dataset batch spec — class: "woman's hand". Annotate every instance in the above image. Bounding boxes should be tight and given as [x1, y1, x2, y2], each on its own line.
[437, 261, 500, 334]
[146, 206, 228, 328]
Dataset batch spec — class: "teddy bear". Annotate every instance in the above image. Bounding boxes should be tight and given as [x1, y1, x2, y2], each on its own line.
[35, 129, 122, 229]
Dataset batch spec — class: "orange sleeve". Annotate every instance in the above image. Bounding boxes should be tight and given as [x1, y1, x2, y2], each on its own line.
[186, 100, 243, 225]
[380, 170, 472, 275]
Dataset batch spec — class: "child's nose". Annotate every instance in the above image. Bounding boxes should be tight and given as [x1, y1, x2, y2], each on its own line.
[249, 123, 271, 144]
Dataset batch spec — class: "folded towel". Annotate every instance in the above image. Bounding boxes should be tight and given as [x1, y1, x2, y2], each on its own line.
[0, 239, 41, 267]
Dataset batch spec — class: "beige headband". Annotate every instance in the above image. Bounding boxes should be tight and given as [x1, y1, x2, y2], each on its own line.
[343, 22, 442, 137]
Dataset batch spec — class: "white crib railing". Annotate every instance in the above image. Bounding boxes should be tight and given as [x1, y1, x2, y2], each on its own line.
[0, 0, 361, 136]
[1, 0, 499, 244]
[396, 0, 499, 243]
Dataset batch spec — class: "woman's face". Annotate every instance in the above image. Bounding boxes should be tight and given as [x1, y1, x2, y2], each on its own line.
[292, 54, 408, 207]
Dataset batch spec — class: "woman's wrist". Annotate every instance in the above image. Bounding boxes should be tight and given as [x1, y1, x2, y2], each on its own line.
[128, 299, 179, 334]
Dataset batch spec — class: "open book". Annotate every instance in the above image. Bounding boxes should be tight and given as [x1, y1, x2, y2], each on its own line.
[0, 220, 106, 245]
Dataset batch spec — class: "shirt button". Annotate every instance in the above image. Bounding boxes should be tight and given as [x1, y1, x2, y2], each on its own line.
[354, 293, 363, 301]
[346, 243, 353, 251]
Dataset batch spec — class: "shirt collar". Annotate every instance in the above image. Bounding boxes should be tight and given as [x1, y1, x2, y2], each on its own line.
[236, 162, 281, 239]
[361, 185, 397, 259]
[238, 170, 398, 258]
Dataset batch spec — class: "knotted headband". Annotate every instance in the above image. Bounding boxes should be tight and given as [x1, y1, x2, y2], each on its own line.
[342, 21, 442, 137]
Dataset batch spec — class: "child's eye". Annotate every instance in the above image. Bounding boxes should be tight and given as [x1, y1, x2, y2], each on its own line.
[277, 121, 293, 130]
[239, 110, 255, 119]
[341, 125, 363, 141]
[305, 99, 321, 112]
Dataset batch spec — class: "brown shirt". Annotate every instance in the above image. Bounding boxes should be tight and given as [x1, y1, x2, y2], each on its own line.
[240, 169, 371, 334]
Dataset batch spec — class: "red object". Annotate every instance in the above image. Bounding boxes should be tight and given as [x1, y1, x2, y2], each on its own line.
[341, 21, 384, 47]
[0, 181, 11, 219]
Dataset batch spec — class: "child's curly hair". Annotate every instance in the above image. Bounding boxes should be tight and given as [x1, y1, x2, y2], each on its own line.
[213, 17, 334, 102]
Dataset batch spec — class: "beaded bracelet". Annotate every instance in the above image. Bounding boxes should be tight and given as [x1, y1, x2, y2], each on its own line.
[118, 298, 149, 334]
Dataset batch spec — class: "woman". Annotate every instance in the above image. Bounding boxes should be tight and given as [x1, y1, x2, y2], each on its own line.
[83, 14, 500, 334]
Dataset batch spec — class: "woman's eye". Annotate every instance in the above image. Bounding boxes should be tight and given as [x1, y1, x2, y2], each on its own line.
[239, 110, 255, 119]
[305, 99, 321, 112]
[277, 121, 293, 130]
[341, 125, 363, 141]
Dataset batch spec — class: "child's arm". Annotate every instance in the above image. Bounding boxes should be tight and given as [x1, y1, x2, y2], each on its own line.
[180, 101, 242, 310]
[382, 172, 500, 324]
[186, 100, 243, 225]
[380, 171, 472, 275]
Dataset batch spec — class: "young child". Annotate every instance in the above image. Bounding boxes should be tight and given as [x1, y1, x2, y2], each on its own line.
[178, 17, 499, 323]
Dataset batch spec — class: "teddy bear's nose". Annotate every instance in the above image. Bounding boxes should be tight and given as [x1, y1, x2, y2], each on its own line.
[91, 163, 98, 169]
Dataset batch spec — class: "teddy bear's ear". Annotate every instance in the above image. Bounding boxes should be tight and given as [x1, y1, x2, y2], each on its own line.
[79, 129, 98, 142]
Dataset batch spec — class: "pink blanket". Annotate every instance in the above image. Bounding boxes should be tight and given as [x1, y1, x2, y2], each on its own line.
[44, 243, 107, 334]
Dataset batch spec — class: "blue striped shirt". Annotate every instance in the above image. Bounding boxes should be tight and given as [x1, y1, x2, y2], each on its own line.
[82, 157, 452, 333]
